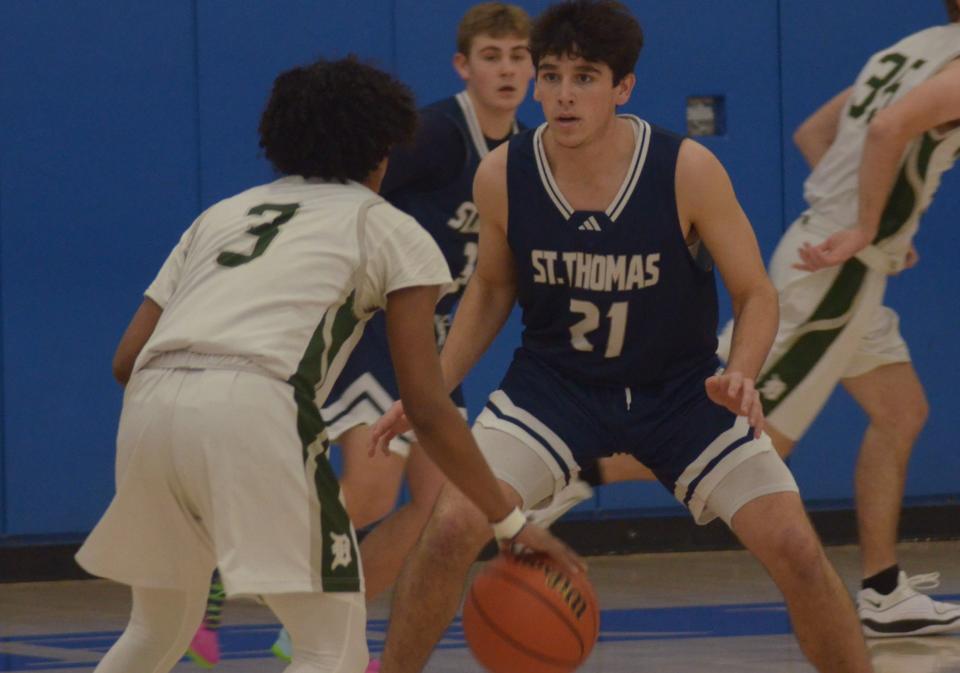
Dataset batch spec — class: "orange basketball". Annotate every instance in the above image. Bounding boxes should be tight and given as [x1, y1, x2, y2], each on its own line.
[462, 553, 600, 673]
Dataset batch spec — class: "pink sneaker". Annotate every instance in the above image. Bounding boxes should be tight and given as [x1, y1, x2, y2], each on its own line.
[365, 659, 381, 672]
[186, 625, 220, 668]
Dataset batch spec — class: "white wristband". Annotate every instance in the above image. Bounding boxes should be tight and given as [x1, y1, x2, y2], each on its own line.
[491, 507, 527, 542]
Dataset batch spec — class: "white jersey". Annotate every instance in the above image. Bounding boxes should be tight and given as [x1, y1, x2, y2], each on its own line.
[803, 22, 960, 264]
[136, 176, 452, 403]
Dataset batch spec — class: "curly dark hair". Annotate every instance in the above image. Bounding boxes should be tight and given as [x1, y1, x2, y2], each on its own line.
[530, 0, 643, 85]
[259, 57, 417, 182]
[946, 0, 959, 21]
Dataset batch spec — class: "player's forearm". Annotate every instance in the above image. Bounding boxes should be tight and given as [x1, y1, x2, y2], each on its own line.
[405, 397, 513, 523]
[725, 280, 779, 380]
[794, 129, 834, 170]
[856, 114, 911, 241]
[440, 275, 516, 393]
[793, 87, 851, 170]
[112, 298, 163, 385]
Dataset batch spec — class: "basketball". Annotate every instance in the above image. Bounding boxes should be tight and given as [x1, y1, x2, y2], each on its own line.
[462, 553, 600, 673]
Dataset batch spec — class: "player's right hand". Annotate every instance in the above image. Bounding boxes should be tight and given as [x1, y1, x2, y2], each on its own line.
[369, 400, 412, 456]
[705, 370, 765, 437]
[794, 227, 870, 271]
[506, 523, 587, 577]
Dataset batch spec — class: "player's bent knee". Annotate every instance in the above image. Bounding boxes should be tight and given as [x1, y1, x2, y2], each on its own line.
[747, 516, 826, 584]
[891, 398, 929, 440]
[861, 389, 929, 441]
[428, 484, 492, 551]
[770, 525, 825, 578]
[872, 403, 928, 439]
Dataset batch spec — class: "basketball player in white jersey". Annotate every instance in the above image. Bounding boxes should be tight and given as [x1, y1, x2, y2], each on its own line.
[720, 0, 960, 637]
[259, 7, 537, 668]
[75, 56, 580, 673]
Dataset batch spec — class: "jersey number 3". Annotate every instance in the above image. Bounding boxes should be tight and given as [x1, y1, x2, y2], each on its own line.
[849, 52, 926, 122]
[569, 299, 628, 358]
[217, 203, 300, 267]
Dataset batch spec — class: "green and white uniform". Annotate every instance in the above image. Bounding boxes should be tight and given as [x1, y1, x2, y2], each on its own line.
[721, 23, 960, 441]
[77, 176, 451, 596]
[804, 22, 960, 270]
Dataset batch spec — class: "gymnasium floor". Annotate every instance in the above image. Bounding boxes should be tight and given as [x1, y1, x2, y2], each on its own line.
[3, 541, 960, 672]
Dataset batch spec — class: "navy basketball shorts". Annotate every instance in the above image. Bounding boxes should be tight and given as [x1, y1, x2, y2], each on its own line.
[473, 349, 796, 525]
[321, 312, 466, 458]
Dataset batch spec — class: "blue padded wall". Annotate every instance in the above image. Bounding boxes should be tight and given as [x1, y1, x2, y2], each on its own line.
[1, 0, 957, 538]
[195, 0, 395, 207]
[0, 1, 200, 535]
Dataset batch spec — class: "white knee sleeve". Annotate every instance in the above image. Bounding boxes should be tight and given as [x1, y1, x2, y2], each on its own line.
[94, 585, 207, 673]
[265, 592, 368, 673]
[706, 450, 799, 526]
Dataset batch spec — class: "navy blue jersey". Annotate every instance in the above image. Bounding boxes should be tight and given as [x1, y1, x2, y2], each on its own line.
[507, 117, 718, 387]
[386, 92, 520, 337]
[322, 93, 520, 423]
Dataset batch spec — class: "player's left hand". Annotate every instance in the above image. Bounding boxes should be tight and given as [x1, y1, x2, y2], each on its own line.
[705, 371, 764, 438]
[794, 227, 870, 271]
[369, 400, 412, 456]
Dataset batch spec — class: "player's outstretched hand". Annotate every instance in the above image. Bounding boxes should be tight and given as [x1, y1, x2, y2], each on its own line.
[368, 401, 412, 457]
[794, 228, 870, 271]
[705, 371, 764, 438]
[506, 523, 587, 577]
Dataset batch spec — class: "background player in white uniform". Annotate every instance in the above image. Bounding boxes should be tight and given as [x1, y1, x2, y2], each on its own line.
[719, 0, 960, 638]
[75, 56, 579, 673]
[373, 3, 873, 672]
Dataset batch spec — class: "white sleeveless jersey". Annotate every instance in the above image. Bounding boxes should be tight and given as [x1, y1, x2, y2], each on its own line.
[804, 23, 960, 260]
[135, 176, 451, 403]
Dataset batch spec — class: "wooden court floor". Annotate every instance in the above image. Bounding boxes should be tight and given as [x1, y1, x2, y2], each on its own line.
[3, 541, 960, 672]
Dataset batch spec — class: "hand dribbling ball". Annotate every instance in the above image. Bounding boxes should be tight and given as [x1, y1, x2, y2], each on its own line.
[462, 553, 600, 673]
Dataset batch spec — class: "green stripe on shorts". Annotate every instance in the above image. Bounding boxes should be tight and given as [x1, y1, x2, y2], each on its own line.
[758, 259, 867, 415]
[289, 292, 362, 592]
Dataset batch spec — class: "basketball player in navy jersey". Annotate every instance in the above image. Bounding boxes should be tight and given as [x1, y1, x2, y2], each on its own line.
[321, 2, 535, 605]
[371, 2, 873, 672]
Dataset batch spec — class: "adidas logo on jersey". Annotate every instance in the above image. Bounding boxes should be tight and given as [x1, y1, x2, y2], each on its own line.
[578, 216, 602, 232]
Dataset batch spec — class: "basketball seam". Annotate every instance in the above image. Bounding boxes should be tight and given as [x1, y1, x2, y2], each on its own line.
[470, 568, 586, 662]
[467, 588, 581, 668]
[490, 569, 587, 655]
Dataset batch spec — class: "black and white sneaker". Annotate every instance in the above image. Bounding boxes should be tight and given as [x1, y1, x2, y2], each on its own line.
[858, 571, 960, 638]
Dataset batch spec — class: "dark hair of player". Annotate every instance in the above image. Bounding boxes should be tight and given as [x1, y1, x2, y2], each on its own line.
[946, 0, 960, 22]
[457, 2, 531, 55]
[529, 0, 644, 85]
[258, 56, 417, 183]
